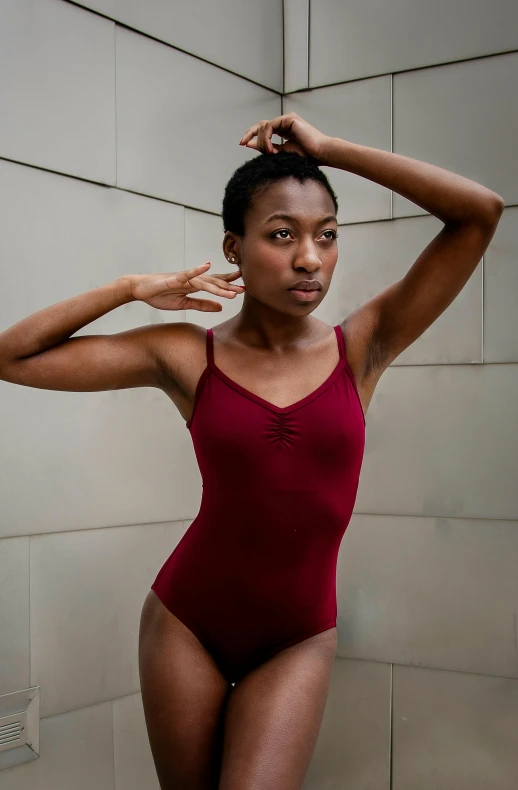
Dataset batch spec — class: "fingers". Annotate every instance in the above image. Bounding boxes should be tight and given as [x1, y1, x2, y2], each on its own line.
[205, 275, 244, 292]
[239, 114, 297, 153]
[175, 262, 211, 284]
[239, 120, 274, 153]
[190, 275, 244, 299]
[183, 296, 223, 312]
[178, 263, 244, 291]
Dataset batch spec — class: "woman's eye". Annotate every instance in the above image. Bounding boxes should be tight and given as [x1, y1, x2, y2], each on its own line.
[272, 229, 338, 240]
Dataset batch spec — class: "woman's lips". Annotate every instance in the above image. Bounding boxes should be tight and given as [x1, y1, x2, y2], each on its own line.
[288, 288, 321, 301]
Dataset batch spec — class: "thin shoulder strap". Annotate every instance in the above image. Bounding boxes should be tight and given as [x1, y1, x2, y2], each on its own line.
[206, 328, 214, 367]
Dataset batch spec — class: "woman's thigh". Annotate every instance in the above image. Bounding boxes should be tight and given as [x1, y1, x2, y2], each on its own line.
[218, 627, 338, 790]
[138, 589, 233, 790]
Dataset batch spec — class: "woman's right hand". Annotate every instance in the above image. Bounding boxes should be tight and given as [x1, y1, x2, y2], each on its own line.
[125, 263, 245, 312]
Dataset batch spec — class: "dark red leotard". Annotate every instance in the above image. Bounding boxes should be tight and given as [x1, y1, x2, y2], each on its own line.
[151, 325, 366, 683]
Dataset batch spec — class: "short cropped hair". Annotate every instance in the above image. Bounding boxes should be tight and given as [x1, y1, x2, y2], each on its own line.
[222, 150, 339, 237]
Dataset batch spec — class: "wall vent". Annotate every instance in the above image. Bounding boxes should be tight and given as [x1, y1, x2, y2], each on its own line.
[0, 687, 40, 771]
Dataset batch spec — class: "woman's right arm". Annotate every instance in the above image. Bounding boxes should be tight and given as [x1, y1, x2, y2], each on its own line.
[0, 277, 168, 391]
[0, 265, 244, 392]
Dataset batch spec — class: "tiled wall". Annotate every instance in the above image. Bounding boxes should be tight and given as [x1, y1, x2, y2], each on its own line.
[0, 0, 516, 787]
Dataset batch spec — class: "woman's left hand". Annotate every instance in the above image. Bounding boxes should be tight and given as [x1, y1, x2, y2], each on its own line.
[239, 112, 330, 165]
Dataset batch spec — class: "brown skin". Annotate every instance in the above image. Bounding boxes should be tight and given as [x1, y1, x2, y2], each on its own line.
[222, 177, 337, 339]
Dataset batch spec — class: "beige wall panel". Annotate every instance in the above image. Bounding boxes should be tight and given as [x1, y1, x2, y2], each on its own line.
[310, 0, 518, 86]
[74, 0, 283, 91]
[284, 0, 309, 93]
[303, 658, 391, 789]
[30, 520, 188, 717]
[337, 514, 518, 678]
[0, 538, 29, 696]
[484, 207, 518, 363]
[355, 363, 518, 520]
[116, 28, 282, 212]
[0, 700, 114, 789]
[113, 692, 160, 790]
[393, 53, 518, 218]
[0, 0, 115, 183]
[392, 664, 518, 790]
[285, 78, 392, 224]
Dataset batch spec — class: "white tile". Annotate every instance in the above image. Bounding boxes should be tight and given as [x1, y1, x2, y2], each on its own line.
[285, 78, 392, 224]
[313, 213, 482, 364]
[393, 53, 518, 218]
[0, 700, 114, 790]
[0, 160, 204, 538]
[303, 658, 390, 789]
[184, 208, 245, 328]
[484, 207, 518, 362]
[0, 0, 115, 183]
[113, 693, 160, 790]
[0, 538, 29, 695]
[75, 0, 283, 91]
[355, 363, 518, 520]
[337, 514, 518, 678]
[284, 0, 309, 93]
[392, 665, 518, 790]
[0, 160, 185, 334]
[30, 520, 189, 717]
[309, 0, 518, 87]
[116, 27, 282, 211]
[0, 382, 203, 537]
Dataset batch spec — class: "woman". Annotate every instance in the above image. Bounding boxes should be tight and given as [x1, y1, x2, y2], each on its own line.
[0, 113, 504, 789]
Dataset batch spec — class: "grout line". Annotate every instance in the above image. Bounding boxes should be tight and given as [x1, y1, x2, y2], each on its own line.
[283, 46, 518, 94]
[30, 653, 518, 725]
[336, 655, 518, 682]
[281, 0, 285, 95]
[111, 699, 116, 790]
[481, 254, 485, 363]
[2, 508, 517, 542]
[351, 509, 518, 522]
[3, 155, 515, 224]
[183, 205, 186, 269]
[28, 537, 31, 688]
[61, 0, 517, 96]
[390, 73, 394, 219]
[114, 24, 118, 186]
[389, 663, 394, 789]
[0, 155, 221, 214]
[307, 0, 311, 89]
[61, 0, 282, 96]
[36, 691, 141, 724]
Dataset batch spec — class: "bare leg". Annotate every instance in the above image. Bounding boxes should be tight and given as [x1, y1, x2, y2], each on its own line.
[218, 627, 338, 790]
[139, 590, 233, 789]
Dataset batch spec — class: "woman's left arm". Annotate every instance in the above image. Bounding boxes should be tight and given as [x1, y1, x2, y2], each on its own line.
[322, 137, 505, 372]
[239, 113, 505, 373]
[322, 137, 504, 225]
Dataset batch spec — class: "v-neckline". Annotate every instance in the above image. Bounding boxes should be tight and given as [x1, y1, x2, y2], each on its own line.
[208, 325, 346, 415]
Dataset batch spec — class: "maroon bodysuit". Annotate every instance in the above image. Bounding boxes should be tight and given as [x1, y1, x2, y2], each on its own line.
[151, 324, 366, 683]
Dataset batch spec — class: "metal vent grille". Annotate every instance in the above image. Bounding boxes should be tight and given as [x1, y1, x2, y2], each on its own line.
[0, 714, 25, 750]
[0, 688, 39, 771]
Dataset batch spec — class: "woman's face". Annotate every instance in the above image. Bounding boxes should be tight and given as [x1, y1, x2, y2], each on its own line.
[225, 177, 338, 315]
